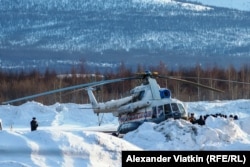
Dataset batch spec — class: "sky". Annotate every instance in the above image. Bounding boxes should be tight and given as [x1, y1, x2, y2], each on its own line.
[0, 99, 250, 166]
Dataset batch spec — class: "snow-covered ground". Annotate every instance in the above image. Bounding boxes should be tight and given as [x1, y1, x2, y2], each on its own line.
[0, 99, 250, 166]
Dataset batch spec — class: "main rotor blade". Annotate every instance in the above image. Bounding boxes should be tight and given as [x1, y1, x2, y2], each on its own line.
[158, 75, 224, 93]
[2, 76, 139, 105]
[177, 77, 250, 85]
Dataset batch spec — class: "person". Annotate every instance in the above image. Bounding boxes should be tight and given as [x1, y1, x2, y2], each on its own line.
[30, 117, 38, 131]
[233, 115, 239, 120]
[229, 114, 234, 121]
[188, 113, 196, 124]
[0, 119, 2, 130]
[196, 115, 205, 125]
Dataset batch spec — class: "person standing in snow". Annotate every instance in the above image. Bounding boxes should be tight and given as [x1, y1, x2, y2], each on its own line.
[30, 117, 38, 131]
[196, 115, 205, 125]
[0, 119, 2, 130]
[188, 113, 196, 124]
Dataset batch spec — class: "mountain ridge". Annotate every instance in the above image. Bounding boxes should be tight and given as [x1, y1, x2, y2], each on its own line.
[185, 0, 250, 11]
[0, 0, 250, 73]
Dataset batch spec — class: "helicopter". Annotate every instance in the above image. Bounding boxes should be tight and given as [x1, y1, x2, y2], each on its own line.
[2, 71, 224, 136]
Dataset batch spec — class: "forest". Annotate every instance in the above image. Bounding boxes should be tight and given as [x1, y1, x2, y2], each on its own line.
[0, 61, 250, 105]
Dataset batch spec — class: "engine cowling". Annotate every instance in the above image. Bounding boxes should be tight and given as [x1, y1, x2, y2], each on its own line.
[116, 100, 151, 114]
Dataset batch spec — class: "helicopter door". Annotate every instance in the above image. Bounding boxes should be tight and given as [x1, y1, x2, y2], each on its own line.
[151, 105, 164, 123]
[152, 106, 163, 119]
[152, 106, 157, 118]
[157, 105, 164, 118]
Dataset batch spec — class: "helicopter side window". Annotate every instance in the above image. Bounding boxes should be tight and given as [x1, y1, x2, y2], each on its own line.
[138, 91, 145, 100]
[171, 103, 179, 112]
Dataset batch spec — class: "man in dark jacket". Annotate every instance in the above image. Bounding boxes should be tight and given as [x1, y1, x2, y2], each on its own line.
[30, 117, 38, 131]
[196, 115, 205, 126]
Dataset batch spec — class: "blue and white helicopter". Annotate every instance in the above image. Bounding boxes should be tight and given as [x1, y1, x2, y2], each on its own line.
[2, 71, 223, 136]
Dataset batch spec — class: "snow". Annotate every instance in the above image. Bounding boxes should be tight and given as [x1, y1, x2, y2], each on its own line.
[1, 99, 250, 166]
[134, 0, 250, 11]
[133, 0, 213, 11]
[187, 0, 250, 11]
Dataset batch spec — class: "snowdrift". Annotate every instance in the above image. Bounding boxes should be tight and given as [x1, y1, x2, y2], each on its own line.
[1, 100, 250, 166]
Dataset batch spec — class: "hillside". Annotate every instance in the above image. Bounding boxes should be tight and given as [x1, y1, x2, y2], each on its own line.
[0, 0, 250, 72]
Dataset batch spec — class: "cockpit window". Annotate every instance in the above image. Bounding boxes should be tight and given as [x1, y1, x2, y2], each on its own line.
[177, 103, 185, 114]
[164, 104, 171, 113]
[171, 103, 179, 112]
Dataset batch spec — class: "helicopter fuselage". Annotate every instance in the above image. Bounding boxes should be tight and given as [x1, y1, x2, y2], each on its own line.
[118, 98, 187, 124]
[114, 93, 188, 135]
[87, 76, 188, 136]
